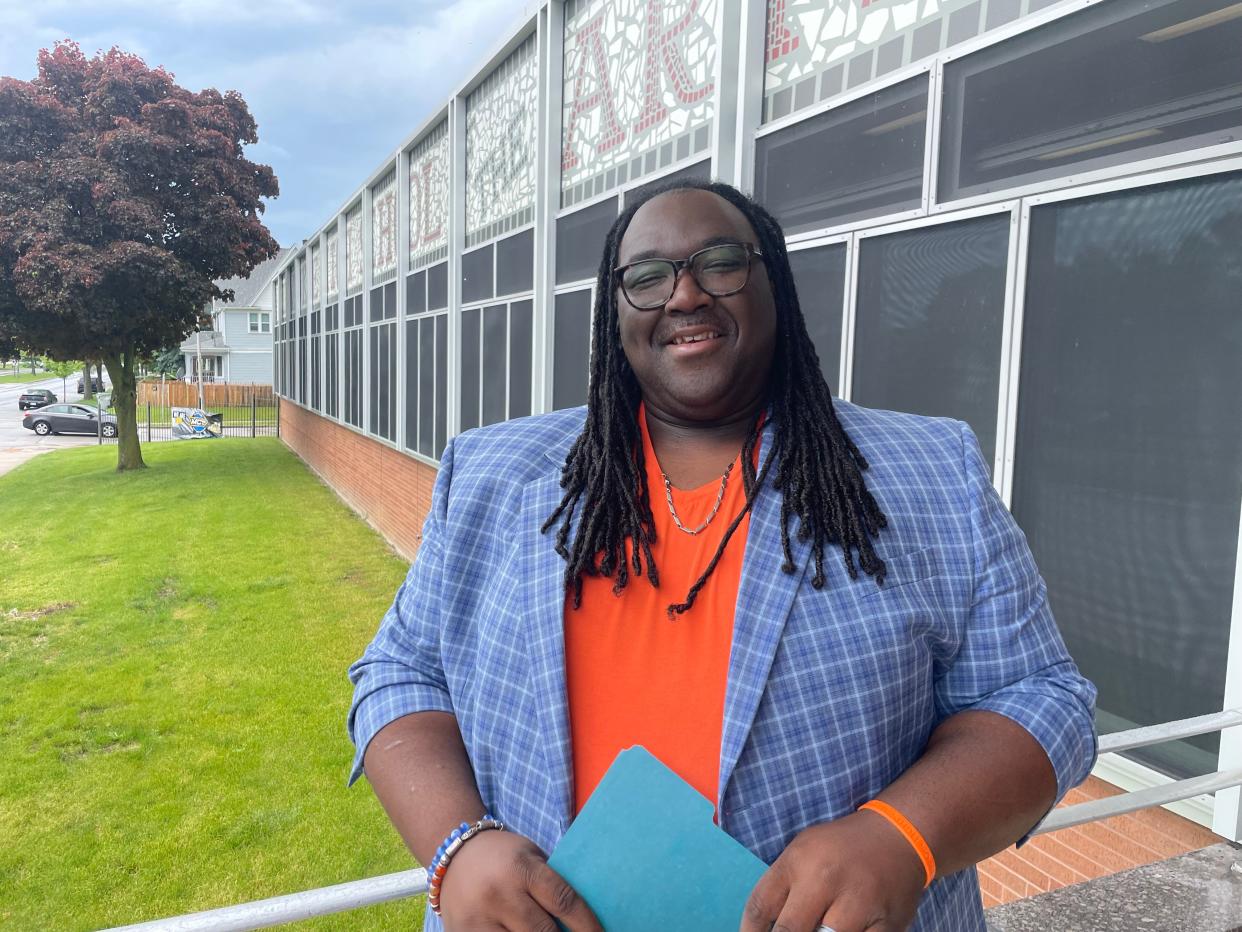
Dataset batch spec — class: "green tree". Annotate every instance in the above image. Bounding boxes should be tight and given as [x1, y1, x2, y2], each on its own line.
[0, 41, 279, 470]
[42, 356, 81, 400]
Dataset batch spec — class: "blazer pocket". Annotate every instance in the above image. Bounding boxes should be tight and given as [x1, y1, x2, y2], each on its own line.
[857, 546, 939, 600]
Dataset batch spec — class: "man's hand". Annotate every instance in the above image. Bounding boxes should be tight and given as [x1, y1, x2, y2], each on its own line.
[740, 812, 925, 932]
[437, 829, 603, 932]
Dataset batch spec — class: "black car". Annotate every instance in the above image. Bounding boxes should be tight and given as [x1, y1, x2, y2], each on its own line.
[18, 389, 56, 410]
[77, 376, 105, 393]
[22, 403, 118, 437]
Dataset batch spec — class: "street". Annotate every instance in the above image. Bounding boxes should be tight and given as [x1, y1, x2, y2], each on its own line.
[0, 375, 102, 478]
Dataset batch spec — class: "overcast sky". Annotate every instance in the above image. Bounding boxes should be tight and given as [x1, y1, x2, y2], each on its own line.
[0, 0, 523, 247]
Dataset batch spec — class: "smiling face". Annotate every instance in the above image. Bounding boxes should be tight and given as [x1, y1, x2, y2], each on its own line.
[614, 188, 778, 426]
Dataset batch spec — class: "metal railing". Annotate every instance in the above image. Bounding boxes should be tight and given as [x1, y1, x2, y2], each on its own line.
[1033, 707, 1242, 834]
[106, 708, 1242, 932]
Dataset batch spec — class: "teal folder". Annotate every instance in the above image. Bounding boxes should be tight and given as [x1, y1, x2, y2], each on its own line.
[547, 746, 768, 931]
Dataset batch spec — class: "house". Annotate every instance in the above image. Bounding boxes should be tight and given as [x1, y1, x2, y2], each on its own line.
[181, 248, 292, 384]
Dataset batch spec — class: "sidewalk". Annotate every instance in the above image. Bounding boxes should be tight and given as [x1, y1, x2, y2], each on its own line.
[0, 439, 96, 479]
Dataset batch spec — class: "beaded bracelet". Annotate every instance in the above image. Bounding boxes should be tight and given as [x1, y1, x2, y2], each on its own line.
[426, 814, 505, 915]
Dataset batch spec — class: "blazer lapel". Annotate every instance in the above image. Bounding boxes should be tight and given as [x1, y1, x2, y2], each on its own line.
[717, 419, 812, 810]
[518, 458, 577, 835]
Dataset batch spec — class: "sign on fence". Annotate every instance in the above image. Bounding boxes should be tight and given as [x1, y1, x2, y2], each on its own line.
[171, 407, 223, 440]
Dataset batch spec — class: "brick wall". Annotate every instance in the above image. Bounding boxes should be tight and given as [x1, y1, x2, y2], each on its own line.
[278, 399, 1221, 908]
[280, 399, 435, 560]
[978, 775, 1219, 907]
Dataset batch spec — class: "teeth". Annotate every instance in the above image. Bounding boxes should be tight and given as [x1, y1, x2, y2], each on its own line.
[672, 332, 719, 345]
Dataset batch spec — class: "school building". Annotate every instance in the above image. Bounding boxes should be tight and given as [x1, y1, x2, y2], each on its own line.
[269, 0, 1242, 907]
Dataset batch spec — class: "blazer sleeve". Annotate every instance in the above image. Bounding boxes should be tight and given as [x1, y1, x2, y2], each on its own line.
[346, 438, 458, 786]
[933, 422, 1098, 808]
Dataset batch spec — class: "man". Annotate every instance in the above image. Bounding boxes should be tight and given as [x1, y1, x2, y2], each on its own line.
[348, 181, 1097, 931]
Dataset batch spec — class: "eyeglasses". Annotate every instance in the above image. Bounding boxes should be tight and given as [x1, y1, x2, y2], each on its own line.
[613, 242, 765, 310]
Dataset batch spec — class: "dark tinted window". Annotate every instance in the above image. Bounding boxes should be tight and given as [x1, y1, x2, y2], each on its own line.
[556, 197, 617, 285]
[460, 308, 480, 431]
[461, 245, 494, 304]
[428, 262, 448, 310]
[940, 0, 1242, 201]
[756, 76, 926, 234]
[509, 299, 533, 419]
[407, 271, 426, 315]
[1013, 173, 1242, 779]
[419, 317, 435, 458]
[553, 290, 592, 410]
[852, 214, 1010, 465]
[496, 230, 534, 296]
[787, 243, 847, 392]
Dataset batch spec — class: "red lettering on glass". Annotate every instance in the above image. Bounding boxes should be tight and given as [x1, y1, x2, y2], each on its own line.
[561, 11, 627, 172]
[632, 0, 715, 136]
[766, 0, 800, 63]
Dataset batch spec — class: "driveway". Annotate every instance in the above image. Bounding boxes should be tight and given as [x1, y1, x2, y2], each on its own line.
[0, 376, 101, 478]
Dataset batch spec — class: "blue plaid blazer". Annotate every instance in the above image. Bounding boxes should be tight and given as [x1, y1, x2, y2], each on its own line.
[348, 401, 1098, 931]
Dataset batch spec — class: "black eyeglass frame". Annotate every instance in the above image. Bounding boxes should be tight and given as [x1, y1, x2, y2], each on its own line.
[612, 242, 766, 310]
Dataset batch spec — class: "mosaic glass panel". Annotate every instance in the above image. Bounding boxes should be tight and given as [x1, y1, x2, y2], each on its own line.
[346, 206, 364, 294]
[466, 35, 539, 247]
[410, 120, 450, 269]
[326, 228, 339, 298]
[310, 243, 322, 307]
[372, 170, 397, 283]
[560, 0, 721, 208]
[297, 256, 308, 310]
[763, 0, 1043, 123]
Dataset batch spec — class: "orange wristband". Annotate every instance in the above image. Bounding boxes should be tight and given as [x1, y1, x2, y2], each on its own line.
[859, 799, 936, 888]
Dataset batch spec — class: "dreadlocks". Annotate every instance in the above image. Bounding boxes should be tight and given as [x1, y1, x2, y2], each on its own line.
[541, 179, 888, 616]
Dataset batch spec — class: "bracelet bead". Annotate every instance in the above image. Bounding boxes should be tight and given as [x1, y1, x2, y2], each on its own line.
[426, 814, 505, 916]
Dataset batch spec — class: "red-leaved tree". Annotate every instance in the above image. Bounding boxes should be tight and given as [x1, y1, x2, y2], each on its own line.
[0, 41, 279, 469]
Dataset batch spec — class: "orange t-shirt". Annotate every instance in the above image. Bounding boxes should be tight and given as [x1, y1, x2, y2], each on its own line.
[564, 411, 756, 815]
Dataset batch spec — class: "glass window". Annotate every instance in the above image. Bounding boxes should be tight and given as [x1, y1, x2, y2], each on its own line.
[407, 270, 427, 315]
[756, 76, 927, 234]
[405, 319, 421, 454]
[462, 245, 495, 304]
[940, 0, 1242, 201]
[509, 299, 533, 420]
[496, 229, 534, 296]
[369, 322, 396, 441]
[787, 243, 847, 393]
[344, 330, 363, 427]
[1012, 172, 1242, 779]
[482, 304, 508, 426]
[419, 317, 436, 458]
[556, 197, 617, 285]
[434, 315, 447, 457]
[851, 214, 1010, 466]
[461, 308, 481, 431]
[325, 333, 339, 418]
[553, 290, 592, 410]
[370, 285, 385, 323]
[428, 262, 449, 310]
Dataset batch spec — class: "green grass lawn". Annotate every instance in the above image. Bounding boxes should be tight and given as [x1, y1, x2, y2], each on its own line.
[0, 439, 423, 930]
[0, 371, 46, 384]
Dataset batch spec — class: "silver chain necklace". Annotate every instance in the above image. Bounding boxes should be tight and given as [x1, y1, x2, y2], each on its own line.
[661, 461, 735, 535]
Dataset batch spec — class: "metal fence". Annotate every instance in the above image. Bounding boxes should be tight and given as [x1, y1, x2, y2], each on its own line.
[97, 388, 279, 445]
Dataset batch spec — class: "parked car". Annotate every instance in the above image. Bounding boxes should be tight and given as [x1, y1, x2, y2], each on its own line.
[22, 404, 118, 437]
[77, 376, 105, 393]
[18, 389, 57, 410]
